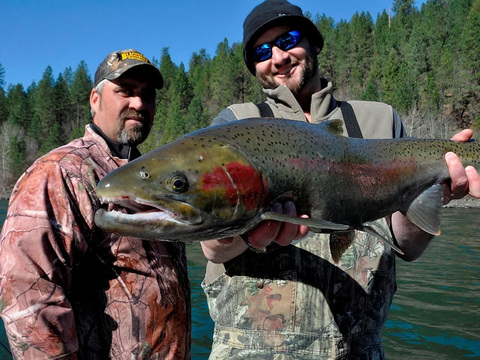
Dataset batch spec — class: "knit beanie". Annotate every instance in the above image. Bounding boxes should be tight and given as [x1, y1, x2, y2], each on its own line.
[243, 0, 324, 75]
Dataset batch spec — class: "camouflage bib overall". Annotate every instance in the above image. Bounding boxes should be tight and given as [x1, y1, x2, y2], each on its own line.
[203, 221, 396, 359]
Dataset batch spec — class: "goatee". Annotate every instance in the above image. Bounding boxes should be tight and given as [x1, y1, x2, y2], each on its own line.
[117, 109, 151, 146]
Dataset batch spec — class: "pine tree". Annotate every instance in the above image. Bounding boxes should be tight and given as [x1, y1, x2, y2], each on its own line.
[461, 0, 480, 85]
[0, 88, 7, 125]
[0, 64, 4, 89]
[348, 11, 375, 95]
[54, 73, 72, 145]
[69, 61, 93, 139]
[392, 0, 417, 51]
[209, 39, 251, 114]
[0, 121, 26, 189]
[393, 61, 418, 113]
[332, 20, 351, 90]
[187, 50, 211, 129]
[209, 39, 232, 115]
[161, 63, 192, 144]
[31, 66, 56, 154]
[0, 64, 6, 124]
[461, 0, 480, 127]
[380, 48, 400, 105]
[360, 83, 380, 101]
[63, 66, 74, 87]
[315, 14, 336, 81]
[142, 48, 177, 151]
[6, 84, 31, 129]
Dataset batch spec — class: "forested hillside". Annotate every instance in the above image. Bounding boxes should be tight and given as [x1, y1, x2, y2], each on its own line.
[0, 0, 478, 195]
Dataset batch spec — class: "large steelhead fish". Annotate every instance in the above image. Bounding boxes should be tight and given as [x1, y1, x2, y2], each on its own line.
[95, 118, 480, 260]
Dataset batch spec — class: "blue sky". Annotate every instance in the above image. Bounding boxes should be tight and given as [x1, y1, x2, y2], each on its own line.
[1, 1, 423, 88]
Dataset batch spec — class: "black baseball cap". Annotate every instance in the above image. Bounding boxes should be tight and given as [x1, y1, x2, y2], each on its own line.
[93, 49, 163, 89]
[243, 0, 324, 75]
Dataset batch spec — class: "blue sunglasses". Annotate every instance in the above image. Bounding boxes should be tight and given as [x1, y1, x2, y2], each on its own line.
[251, 30, 302, 62]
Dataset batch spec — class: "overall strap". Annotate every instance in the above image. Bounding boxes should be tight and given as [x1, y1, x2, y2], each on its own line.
[256, 101, 363, 139]
[339, 101, 363, 139]
[256, 102, 275, 118]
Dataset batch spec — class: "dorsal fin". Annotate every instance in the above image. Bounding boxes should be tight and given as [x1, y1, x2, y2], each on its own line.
[317, 119, 345, 135]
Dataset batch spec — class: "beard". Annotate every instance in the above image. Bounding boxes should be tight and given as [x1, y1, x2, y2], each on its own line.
[116, 109, 152, 146]
[256, 50, 319, 95]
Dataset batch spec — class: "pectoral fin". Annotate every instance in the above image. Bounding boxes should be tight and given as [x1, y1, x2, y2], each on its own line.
[260, 211, 350, 231]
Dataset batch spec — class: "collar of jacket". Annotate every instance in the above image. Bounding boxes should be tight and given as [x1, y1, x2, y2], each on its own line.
[262, 78, 338, 123]
[89, 123, 141, 161]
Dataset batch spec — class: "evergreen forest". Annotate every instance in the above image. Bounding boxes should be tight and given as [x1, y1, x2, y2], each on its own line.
[0, 0, 479, 196]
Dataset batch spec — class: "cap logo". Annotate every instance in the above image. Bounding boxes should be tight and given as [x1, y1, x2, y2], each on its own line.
[278, 12, 287, 16]
[120, 51, 151, 64]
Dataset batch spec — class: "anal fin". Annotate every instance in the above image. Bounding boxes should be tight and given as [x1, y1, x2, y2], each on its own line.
[330, 231, 356, 263]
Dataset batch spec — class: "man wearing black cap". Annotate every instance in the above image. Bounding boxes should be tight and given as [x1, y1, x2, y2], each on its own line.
[201, 1, 480, 358]
[0, 49, 191, 359]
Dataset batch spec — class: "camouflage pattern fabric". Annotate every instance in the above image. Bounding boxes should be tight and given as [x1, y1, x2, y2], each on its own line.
[0, 125, 191, 359]
[203, 223, 396, 359]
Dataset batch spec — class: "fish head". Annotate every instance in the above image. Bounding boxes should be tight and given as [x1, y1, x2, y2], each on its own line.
[95, 135, 266, 241]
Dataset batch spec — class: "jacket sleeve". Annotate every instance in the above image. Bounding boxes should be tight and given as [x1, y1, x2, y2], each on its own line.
[0, 156, 95, 360]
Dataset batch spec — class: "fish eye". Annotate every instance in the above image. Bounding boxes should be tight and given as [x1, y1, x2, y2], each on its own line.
[169, 173, 189, 193]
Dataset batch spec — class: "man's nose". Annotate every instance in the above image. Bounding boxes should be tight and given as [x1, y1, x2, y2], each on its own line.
[129, 95, 145, 110]
[271, 45, 290, 65]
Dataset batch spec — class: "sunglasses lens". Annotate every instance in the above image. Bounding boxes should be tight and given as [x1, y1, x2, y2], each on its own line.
[252, 30, 302, 63]
[252, 43, 272, 62]
[277, 31, 301, 51]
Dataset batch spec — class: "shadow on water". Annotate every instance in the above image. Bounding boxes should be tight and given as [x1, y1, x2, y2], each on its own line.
[0, 201, 479, 359]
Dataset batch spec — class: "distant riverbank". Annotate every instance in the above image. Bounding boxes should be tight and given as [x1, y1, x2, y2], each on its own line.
[445, 196, 480, 208]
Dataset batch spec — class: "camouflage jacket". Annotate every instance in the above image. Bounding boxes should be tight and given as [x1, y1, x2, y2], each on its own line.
[0, 125, 191, 359]
[203, 81, 405, 359]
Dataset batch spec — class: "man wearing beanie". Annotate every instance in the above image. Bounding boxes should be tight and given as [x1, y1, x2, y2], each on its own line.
[201, 1, 480, 359]
[0, 49, 191, 359]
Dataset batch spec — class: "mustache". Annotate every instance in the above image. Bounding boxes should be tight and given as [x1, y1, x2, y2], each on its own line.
[120, 109, 149, 123]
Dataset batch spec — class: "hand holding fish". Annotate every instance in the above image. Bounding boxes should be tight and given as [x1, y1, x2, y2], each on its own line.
[391, 129, 480, 261]
[444, 129, 480, 203]
[201, 201, 309, 262]
[241, 201, 310, 248]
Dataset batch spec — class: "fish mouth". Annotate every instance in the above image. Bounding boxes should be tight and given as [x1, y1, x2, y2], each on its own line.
[96, 194, 203, 226]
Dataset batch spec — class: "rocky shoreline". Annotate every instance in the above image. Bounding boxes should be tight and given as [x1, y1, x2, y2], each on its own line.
[444, 196, 480, 208]
[0, 190, 10, 202]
